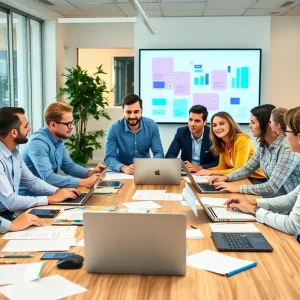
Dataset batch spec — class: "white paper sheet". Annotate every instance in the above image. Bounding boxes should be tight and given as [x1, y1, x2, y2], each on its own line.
[183, 176, 209, 183]
[187, 250, 256, 275]
[2, 226, 77, 240]
[0, 262, 44, 285]
[186, 229, 204, 239]
[0, 275, 87, 300]
[93, 187, 119, 194]
[72, 239, 84, 247]
[123, 201, 162, 210]
[1, 238, 76, 252]
[104, 172, 134, 180]
[181, 200, 201, 206]
[200, 197, 228, 207]
[132, 190, 182, 201]
[209, 223, 260, 233]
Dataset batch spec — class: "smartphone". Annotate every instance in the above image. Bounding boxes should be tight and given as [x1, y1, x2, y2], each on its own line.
[98, 181, 123, 188]
[29, 209, 60, 218]
[40, 252, 76, 260]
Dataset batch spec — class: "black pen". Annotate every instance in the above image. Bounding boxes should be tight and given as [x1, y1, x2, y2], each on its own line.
[190, 225, 197, 229]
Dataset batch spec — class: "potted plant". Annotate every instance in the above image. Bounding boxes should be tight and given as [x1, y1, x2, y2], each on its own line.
[57, 65, 111, 165]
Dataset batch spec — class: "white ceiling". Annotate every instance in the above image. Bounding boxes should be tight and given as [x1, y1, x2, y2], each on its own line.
[33, 0, 300, 17]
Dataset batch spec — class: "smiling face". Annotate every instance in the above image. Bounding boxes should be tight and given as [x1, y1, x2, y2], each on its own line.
[123, 101, 142, 128]
[212, 116, 230, 139]
[249, 114, 261, 137]
[49, 112, 75, 139]
[14, 113, 31, 144]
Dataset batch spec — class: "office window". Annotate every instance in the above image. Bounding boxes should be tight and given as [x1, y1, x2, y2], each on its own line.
[0, 11, 9, 108]
[114, 57, 134, 106]
[0, 4, 43, 128]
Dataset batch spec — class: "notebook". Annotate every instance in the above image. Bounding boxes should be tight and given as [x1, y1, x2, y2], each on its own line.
[134, 158, 181, 185]
[182, 182, 256, 222]
[211, 232, 273, 252]
[55, 167, 108, 206]
[83, 212, 186, 275]
[181, 161, 223, 194]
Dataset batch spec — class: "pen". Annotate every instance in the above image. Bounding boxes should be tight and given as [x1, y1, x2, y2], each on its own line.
[0, 262, 17, 264]
[190, 225, 197, 229]
[63, 207, 79, 211]
[0, 255, 33, 258]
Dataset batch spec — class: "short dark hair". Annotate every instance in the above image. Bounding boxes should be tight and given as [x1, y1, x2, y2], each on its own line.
[189, 105, 208, 121]
[0, 107, 25, 138]
[251, 104, 276, 147]
[122, 94, 143, 109]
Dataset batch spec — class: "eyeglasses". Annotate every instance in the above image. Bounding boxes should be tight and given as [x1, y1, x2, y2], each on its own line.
[284, 130, 294, 137]
[55, 120, 75, 129]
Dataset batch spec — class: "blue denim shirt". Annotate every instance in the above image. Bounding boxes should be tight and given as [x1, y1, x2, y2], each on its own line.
[20, 127, 89, 195]
[0, 141, 56, 212]
[104, 117, 164, 171]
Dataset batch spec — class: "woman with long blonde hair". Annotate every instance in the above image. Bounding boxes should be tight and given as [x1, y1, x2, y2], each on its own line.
[197, 111, 265, 181]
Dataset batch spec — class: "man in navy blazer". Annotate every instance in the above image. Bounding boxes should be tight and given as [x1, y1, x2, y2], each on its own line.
[166, 105, 219, 172]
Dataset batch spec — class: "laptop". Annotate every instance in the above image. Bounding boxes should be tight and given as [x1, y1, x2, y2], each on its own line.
[83, 212, 186, 275]
[182, 162, 223, 194]
[211, 232, 273, 252]
[55, 167, 108, 206]
[182, 182, 256, 222]
[134, 158, 181, 185]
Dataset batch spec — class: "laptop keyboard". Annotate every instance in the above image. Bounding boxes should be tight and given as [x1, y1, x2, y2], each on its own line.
[63, 193, 87, 204]
[221, 233, 254, 250]
[197, 184, 219, 192]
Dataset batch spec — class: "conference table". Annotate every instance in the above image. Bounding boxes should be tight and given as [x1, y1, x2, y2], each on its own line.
[1, 178, 300, 300]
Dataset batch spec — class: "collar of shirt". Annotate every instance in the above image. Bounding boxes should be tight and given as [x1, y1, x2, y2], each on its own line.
[43, 126, 63, 148]
[123, 118, 144, 133]
[268, 135, 284, 149]
[0, 141, 18, 159]
[190, 131, 204, 143]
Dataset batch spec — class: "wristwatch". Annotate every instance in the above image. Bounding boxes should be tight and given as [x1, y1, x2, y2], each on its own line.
[254, 206, 260, 216]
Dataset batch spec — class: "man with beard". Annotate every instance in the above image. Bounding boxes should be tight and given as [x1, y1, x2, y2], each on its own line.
[166, 105, 219, 172]
[20, 102, 105, 196]
[0, 107, 81, 218]
[104, 94, 164, 174]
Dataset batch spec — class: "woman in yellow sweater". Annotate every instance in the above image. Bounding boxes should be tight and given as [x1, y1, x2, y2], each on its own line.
[196, 112, 265, 181]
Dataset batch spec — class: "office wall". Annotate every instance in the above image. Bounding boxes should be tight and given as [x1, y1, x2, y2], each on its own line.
[269, 16, 300, 108]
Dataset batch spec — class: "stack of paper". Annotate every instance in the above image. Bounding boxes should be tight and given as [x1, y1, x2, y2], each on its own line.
[187, 250, 257, 276]
[0, 275, 87, 299]
[2, 226, 77, 240]
[123, 201, 162, 210]
[1, 239, 76, 252]
[132, 190, 182, 201]
[209, 223, 260, 233]
[186, 229, 204, 239]
[0, 262, 44, 285]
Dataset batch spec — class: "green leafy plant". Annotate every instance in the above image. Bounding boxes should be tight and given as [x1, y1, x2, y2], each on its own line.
[57, 65, 111, 165]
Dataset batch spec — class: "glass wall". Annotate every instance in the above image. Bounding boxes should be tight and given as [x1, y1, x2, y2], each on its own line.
[0, 5, 43, 127]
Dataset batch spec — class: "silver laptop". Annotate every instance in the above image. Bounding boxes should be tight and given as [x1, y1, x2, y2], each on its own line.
[55, 167, 108, 206]
[134, 158, 181, 185]
[182, 162, 224, 194]
[182, 182, 255, 222]
[83, 212, 186, 275]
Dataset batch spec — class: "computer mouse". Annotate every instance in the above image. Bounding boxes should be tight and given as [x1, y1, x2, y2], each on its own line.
[56, 254, 84, 269]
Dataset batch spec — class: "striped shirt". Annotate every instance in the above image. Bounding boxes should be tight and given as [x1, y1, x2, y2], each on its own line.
[227, 135, 300, 197]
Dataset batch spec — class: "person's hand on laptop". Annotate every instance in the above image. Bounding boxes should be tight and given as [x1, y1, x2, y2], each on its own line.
[196, 169, 212, 176]
[208, 175, 228, 184]
[213, 181, 240, 193]
[48, 188, 81, 204]
[120, 164, 134, 175]
[10, 213, 45, 231]
[79, 173, 100, 188]
[184, 161, 202, 173]
[225, 197, 257, 215]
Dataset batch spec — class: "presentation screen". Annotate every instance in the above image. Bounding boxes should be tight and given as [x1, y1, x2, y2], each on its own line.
[139, 49, 261, 124]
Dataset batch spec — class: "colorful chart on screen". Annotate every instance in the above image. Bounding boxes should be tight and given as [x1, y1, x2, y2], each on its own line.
[139, 49, 261, 124]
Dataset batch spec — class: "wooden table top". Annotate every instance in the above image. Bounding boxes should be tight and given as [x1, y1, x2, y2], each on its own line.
[1, 179, 300, 300]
